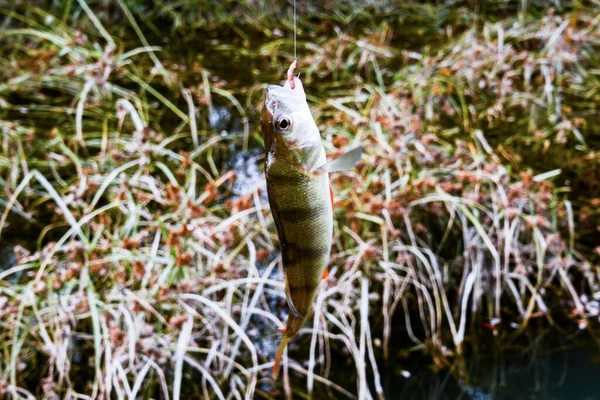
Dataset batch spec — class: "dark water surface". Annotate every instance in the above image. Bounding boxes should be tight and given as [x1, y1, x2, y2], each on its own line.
[381, 331, 600, 400]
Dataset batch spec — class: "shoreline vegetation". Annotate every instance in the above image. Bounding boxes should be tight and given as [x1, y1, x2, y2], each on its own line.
[0, 1, 599, 398]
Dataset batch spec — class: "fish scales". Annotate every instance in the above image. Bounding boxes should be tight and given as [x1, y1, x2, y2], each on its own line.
[261, 70, 362, 379]
[261, 74, 333, 378]
[267, 167, 332, 315]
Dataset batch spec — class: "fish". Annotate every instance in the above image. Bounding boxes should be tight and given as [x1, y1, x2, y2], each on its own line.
[261, 64, 362, 378]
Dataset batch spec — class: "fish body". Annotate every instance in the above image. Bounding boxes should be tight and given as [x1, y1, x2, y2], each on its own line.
[261, 73, 362, 378]
[261, 76, 333, 377]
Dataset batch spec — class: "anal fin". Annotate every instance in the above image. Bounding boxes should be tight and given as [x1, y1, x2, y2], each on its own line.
[285, 282, 304, 318]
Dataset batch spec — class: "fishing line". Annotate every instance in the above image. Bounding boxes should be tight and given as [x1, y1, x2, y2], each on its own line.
[293, 0, 297, 60]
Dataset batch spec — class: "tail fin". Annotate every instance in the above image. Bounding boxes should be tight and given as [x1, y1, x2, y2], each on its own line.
[272, 313, 305, 379]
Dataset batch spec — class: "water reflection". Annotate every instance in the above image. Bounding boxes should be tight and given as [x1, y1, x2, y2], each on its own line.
[386, 331, 600, 399]
[0, 240, 16, 271]
[209, 105, 233, 132]
[228, 149, 264, 197]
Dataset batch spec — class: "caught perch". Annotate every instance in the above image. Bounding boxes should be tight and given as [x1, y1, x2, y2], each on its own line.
[261, 62, 363, 378]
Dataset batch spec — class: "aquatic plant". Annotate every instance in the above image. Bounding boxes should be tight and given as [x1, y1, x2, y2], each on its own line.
[0, 0, 598, 398]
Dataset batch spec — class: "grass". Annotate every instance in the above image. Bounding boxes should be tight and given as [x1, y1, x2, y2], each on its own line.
[0, 0, 599, 398]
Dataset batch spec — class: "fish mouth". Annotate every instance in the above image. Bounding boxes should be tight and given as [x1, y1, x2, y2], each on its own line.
[264, 78, 306, 117]
[265, 85, 286, 116]
[264, 85, 278, 103]
[266, 84, 288, 102]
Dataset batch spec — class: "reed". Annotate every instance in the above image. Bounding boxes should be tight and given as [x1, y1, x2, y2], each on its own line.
[0, 0, 598, 398]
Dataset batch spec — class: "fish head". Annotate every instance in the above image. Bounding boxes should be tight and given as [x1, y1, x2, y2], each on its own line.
[260, 77, 322, 158]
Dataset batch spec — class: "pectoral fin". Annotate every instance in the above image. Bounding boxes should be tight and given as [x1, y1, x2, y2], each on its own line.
[319, 146, 363, 173]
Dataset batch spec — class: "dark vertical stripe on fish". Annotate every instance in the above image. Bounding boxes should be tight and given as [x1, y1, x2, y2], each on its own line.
[267, 172, 309, 186]
[282, 243, 330, 266]
[288, 281, 320, 293]
[277, 204, 325, 224]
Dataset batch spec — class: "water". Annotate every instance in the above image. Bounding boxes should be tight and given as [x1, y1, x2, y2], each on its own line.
[0, 239, 24, 284]
[228, 149, 264, 198]
[381, 331, 600, 399]
[0, 213, 37, 280]
[0, 240, 16, 270]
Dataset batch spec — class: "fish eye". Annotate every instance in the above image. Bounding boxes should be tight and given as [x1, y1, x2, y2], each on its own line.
[275, 115, 292, 134]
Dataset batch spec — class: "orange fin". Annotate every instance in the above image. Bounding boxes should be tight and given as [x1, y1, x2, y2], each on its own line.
[329, 185, 334, 212]
[273, 336, 291, 379]
[322, 269, 329, 280]
[279, 327, 287, 333]
[273, 349, 283, 378]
